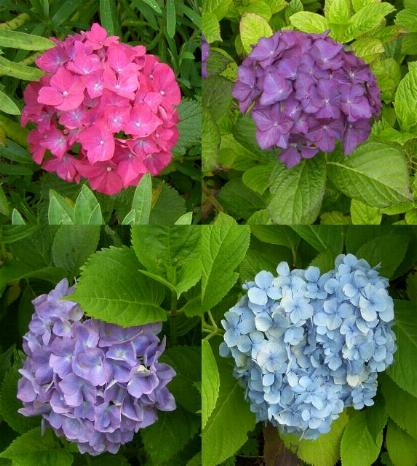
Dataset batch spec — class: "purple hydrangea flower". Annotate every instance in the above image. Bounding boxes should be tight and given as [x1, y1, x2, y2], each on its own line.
[17, 279, 176, 456]
[232, 31, 381, 167]
[202, 37, 210, 79]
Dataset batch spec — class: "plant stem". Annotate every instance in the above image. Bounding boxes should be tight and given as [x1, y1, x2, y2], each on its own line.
[263, 423, 300, 466]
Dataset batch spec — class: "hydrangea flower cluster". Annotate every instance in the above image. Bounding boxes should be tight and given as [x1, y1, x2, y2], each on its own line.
[22, 23, 181, 195]
[220, 254, 395, 439]
[17, 279, 176, 455]
[232, 31, 381, 167]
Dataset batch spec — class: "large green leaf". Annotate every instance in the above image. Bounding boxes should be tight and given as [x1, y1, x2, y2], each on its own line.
[0, 30, 54, 50]
[347, 2, 396, 38]
[51, 225, 100, 276]
[0, 56, 43, 81]
[291, 225, 344, 254]
[355, 233, 409, 277]
[68, 247, 167, 326]
[268, 157, 326, 224]
[388, 301, 417, 397]
[282, 412, 349, 466]
[381, 375, 417, 440]
[340, 410, 383, 466]
[327, 142, 411, 208]
[73, 185, 103, 224]
[386, 421, 417, 466]
[201, 224, 250, 310]
[202, 340, 220, 429]
[161, 345, 201, 414]
[141, 408, 200, 464]
[132, 226, 201, 297]
[290, 11, 329, 32]
[240, 13, 273, 53]
[122, 173, 152, 225]
[394, 62, 417, 132]
[0, 428, 73, 466]
[202, 358, 256, 466]
[0, 90, 20, 115]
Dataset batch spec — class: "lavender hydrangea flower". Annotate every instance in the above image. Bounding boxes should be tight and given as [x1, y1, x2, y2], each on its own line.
[202, 37, 210, 79]
[17, 279, 176, 456]
[220, 255, 396, 439]
[232, 31, 381, 167]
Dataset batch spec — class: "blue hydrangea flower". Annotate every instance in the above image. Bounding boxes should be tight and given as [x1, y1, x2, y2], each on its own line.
[220, 255, 396, 439]
[17, 279, 176, 455]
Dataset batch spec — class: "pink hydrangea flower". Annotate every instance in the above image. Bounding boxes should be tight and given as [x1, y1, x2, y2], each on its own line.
[22, 23, 181, 195]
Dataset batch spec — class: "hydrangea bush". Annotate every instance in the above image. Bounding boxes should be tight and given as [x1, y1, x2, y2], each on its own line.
[201, 1, 416, 226]
[17, 279, 176, 455]
[220, 254, 395, 438]
[22, 23, 181, 195]
[233, 31, 380, 167]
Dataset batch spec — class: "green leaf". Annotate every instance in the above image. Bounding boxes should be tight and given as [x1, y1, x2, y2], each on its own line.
[0, 30, 54, 51]
[0, 427, 73, 466]
[290, 11, 329, 32]
[202, 109, 220, 173]
[11, 209, 25, 225]
[268, 157, 326, 224]
[348, 2, 396, 38]
[395, 8, 417, 32]
[51, 225, 100, 276]
[68, 247, 166, 326]
[202, 358, 256, 466]
[201, 224, 250, 310]
[326, 0, 350, 24]
[251, 226, 299, 250]
[141, 408, 199, 464]
[202, 340, 220, 429]
[395, 62, 417, 132]
[382, 375, 417, 440]
[166, 0, 176, 38]
[51, 0, 86, 26]
[141, 0, 162, 14]
[240, 13, 273, 54]
[122, 173, 152, 225]
[351, 199, 382, 224]
[386, 421, 417, 466]
[340, 410, 383, 466]
[175, 212, 193, 225]
[218, 178, 265, 220]
[372, 58, 401, 103]
[291, 225, 344, 254]
[388, 301, 417, 397]
[202, 11, 221, 43]
[74, 185, 103, 225]
[355, 233, 409, 277]
[282, 412, 348, 466]
[48, 190, 74, 225]
[100, 0, 117, 35]
[0, 56, 43, 81]
[0, 363, 39, 434]
[131, 226, 201, 297]
[149, 183, 186, 225]
[175, 99, 201, 155]
[327, 142, 411, 208]
[242, 163, 275, 195]
[161, 346, 201, 414]
[0, 90, 20, 115]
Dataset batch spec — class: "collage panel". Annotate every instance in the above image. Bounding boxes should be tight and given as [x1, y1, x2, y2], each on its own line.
[0, 225, 201, 465]
[201, 225, 417, 466]
[0, 1, 201, 225]
[201, 1, 417, 225]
